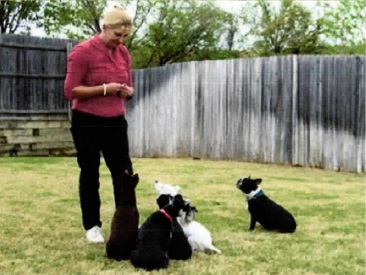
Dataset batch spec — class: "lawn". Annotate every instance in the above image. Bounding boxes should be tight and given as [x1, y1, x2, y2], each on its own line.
[0, 157, 364, 275]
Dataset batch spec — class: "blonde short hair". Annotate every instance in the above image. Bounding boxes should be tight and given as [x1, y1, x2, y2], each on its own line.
[102, 6, 133, 32]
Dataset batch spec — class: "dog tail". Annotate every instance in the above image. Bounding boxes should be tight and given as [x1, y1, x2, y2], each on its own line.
[208, 245, 221, 254]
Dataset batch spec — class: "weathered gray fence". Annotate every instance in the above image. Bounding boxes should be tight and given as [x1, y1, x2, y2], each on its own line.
[0, 34, 364, 172]
[127, 56, 365, 173]
[0, 34, 76, 155]
[0, 34, 75, 115]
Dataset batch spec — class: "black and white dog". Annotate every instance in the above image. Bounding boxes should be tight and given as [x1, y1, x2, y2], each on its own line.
[157, 194, 192, 260]
[130, 194, 186, 271]
[236, 176, 296, 233]
[154, 180, 220, 254]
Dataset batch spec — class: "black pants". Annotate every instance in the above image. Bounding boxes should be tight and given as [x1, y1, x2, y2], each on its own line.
[71, 110, 133, 230]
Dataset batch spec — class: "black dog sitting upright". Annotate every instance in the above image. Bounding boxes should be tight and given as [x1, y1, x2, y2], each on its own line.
[157, 194, 192, 261]
[236, 176, 296, 233]
[130, 194, 186, 271]
[106, 171, 139, 260]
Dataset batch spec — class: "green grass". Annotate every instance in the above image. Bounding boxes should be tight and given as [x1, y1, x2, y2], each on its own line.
[0, 157, 364, 275]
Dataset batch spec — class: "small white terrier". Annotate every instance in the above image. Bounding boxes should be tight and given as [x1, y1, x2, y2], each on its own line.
[177, 205, 221, 254]
[154, 180, 181, 196]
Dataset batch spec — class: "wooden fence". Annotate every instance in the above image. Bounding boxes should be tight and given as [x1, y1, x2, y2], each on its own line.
[0, 34, 364, 172]
[0, 34, 77, 156]
[128, 56, 365, 173]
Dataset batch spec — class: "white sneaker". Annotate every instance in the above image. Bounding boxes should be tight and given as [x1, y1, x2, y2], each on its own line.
[86, 226, 104, 243]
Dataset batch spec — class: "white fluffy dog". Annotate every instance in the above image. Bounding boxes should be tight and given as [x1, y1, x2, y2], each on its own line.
[154, 180, 181, 196]
[153, 180, 221, 254]
[177, 204, 221, 254]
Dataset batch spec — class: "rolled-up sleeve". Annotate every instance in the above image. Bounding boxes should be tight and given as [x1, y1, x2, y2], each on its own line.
[121, 46, 133, 88]
[64, 45, 87, 101]
[127, 53, 133, 88]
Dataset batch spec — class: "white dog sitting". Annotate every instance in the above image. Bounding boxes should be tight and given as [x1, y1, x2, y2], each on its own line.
[154, 180, 181, 196]
[177, 204, 221, 254]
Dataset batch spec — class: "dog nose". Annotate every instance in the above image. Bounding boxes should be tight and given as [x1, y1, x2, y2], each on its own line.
[236, 179, 242, 187]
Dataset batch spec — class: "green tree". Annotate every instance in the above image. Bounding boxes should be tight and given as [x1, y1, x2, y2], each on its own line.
[250, 0, 323, 55]
[42, 0, 107, 39]
[0, 0, 42, 34]
[217, 11, 241, 51]
[133, 0, 232, 67]
[40, 0, 160, 50]
[37, 0, 241, 67]
[321, 0, 366, 46]
[126, 0, 157, 51]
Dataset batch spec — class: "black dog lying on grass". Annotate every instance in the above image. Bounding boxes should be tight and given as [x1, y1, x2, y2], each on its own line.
[236, 176, 296, 233]
[157, 194, 192, 260]
[130, 194, 186, 271]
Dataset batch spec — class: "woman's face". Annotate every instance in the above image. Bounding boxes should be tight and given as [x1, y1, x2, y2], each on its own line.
[104, 26, 129, 48]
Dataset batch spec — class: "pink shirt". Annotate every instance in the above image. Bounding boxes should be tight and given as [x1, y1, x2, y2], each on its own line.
[64, 35, 133, 117]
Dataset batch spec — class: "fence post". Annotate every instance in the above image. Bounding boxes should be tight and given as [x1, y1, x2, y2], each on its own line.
[292, 55, 298, 166]
[66, 42, 73, 122]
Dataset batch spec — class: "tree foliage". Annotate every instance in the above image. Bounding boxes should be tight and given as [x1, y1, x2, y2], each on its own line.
[0, 0, 42, 34]
[42, 0, 107, 39]
[321, 0, 366, 46]
[249, 0, 323, 55]
[133, 0, 231, 67]
[1, 0, 363, 66]
[125, 0, 157, 50]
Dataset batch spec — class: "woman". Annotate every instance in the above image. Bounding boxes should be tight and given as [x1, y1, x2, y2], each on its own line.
[64, 6, 134, 243]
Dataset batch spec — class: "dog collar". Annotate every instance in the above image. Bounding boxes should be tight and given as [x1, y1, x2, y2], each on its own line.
[253, 190, 265, 198]
[246, 188, 265, 201]
[159, 209, 173, 223]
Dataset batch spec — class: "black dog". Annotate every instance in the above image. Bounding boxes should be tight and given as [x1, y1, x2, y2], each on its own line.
[157, 194, 192, 260]
[106, 171, 139, 260]
[236, 176, 296, 233]
[130, 194, 186, 271]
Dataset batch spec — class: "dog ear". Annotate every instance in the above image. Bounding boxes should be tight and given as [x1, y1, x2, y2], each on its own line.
[156, 194, 170, 209]
[172, 194, 184, 207]
[255, 178, 262, 184]
[174, 194, 183, 200]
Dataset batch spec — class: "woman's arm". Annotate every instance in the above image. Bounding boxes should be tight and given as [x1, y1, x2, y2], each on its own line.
[73, 83, 125, 98]
[64, 45, 88, 101]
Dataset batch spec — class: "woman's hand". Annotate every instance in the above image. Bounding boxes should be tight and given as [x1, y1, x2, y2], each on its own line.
[117, 84, 134, 98]
[106, 83, 124, 96]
